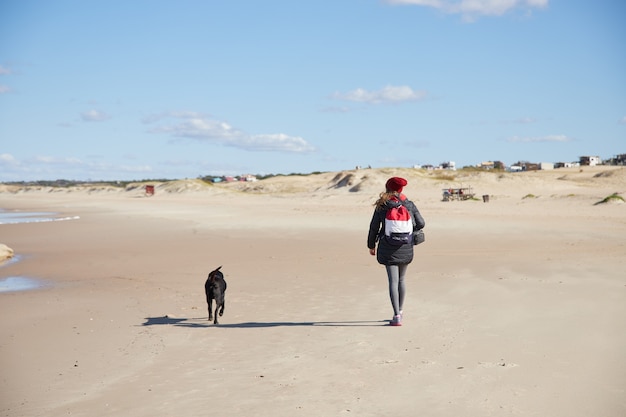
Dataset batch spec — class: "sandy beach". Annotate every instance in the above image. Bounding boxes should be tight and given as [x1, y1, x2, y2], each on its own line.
[1, 167, 625, 417]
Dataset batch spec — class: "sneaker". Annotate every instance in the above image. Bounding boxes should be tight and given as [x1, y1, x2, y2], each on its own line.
[390, 315, 402, 326]
[388, 311, 403, 322]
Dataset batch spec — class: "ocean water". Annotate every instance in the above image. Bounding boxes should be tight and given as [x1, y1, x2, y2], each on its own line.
[0, 254, 43, 293]
[0, 276, 43, 293]
[0, 209, 75, 292]
[0, 256, 44, 292]
[0, 209, 80, 224]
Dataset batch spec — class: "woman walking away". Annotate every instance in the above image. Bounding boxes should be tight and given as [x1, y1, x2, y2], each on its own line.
[367, 177, 425, 326]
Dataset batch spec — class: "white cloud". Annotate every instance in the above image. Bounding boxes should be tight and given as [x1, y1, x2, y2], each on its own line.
[244, 134, 314, 152]
[152, 116, 241, 139]
[80, 109, 110, 122]
[116, 164, 152, 173]
[1, 154, 154, 181]
[506, 134, 570, 143]
[619, 116, 626, 124]
[332, 85, 427, 104]
[513, 117, 536, 124]
[33, 155, 84, 165]
[0, 85, 10, 94]
[386, 0, 548, 20]
[145, 112, 315, 153]
[0, 65, 11, 75]
[321, 106, 353, 114]
[0, 153, 18, 165]
[141, 111, 205, 124]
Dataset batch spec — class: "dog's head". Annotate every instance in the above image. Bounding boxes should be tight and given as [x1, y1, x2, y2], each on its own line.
[208, 266, 223, 282]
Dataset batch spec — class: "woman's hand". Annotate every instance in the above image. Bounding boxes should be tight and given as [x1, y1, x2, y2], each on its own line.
[369, 248, 376, 256]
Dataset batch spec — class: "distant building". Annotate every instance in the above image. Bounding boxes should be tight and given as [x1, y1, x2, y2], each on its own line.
[475, 161, 505, 170]
[606, 154, 626, 166]
[539, 162, 554, 170]
[580, 156, 601, 166]
[512, 161, 539, 171]
[555, 161, 579, 168]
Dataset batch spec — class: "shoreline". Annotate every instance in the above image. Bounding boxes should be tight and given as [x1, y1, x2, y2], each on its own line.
[0, 275, 45, 293]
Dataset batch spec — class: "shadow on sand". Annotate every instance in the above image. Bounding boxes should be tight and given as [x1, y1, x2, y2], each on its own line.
[141, 316, 388, 328]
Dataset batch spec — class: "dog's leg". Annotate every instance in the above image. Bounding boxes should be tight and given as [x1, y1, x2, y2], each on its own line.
[213, 305, 219, 325]
[219, 300, 225, 317]
[208, 297, 213, 321]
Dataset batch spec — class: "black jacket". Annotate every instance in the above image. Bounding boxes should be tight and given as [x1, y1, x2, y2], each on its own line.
[367, 195, 425, 265]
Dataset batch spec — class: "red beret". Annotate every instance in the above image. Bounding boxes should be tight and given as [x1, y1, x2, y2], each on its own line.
[385, 177, 408, 193]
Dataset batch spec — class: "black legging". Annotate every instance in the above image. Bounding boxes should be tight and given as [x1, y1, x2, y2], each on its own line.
[385, 264, 407, 316]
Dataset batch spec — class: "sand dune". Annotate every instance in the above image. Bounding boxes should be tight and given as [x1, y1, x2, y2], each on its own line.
[0, 167, 624, 417]
[2, 166, 624, 199]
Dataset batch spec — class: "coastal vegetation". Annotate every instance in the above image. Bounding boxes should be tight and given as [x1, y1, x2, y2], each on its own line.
[594, 193, 624, 205]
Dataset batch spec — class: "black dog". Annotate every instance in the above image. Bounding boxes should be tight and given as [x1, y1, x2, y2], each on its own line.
[205, 266, 227, 324]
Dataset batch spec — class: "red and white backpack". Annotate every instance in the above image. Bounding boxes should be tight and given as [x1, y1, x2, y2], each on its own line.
[383, 198, 413, 245]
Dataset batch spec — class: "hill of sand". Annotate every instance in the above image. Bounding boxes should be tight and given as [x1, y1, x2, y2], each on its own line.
[2, 166, 625, 200]
[0, 166, 624, 417]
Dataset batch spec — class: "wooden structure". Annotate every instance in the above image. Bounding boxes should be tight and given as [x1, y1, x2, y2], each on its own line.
[145, 185, 155, 196]
[442, 186, 474, 201]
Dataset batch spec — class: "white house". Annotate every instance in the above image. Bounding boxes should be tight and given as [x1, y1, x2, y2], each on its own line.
[580, 156, 601, 166]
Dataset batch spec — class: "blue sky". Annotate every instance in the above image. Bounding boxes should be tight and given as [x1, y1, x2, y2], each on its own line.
[1, 0, 624, 181]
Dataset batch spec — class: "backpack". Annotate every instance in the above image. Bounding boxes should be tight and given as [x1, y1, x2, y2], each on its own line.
[383, 199, 414, 246]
